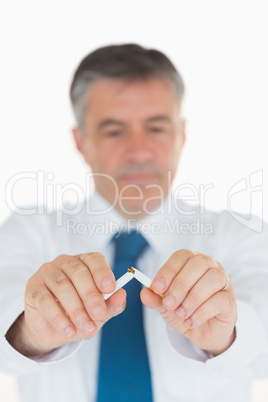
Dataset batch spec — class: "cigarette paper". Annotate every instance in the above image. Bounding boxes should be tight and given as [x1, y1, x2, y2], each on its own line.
[132, 267, 152, 287]
[102, 271, 134, 300]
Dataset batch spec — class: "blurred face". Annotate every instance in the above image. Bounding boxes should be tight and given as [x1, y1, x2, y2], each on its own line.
[73, 77, 185, 219]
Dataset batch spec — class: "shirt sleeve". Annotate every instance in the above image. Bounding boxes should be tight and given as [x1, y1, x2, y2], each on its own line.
[166, 212, 268, 379]
[0, 211, 83, 376]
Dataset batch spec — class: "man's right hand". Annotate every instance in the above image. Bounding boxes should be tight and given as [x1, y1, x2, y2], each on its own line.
[5, 253, 126, 358]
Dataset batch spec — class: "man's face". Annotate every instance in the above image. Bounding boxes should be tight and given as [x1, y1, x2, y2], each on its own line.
[73, 77, 185, 218]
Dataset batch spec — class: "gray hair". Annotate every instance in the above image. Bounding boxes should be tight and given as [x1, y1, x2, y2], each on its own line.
[70, 44, 185, 130]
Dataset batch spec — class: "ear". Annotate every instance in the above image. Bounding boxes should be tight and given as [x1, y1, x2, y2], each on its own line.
[72, 127, 84, 154]
[179, 118, 186, 147]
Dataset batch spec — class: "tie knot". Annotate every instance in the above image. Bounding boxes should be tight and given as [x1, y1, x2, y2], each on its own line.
[113, 231, 148, 265]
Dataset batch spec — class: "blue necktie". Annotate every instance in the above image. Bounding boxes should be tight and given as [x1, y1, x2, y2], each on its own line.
[96, 231, 153, 402]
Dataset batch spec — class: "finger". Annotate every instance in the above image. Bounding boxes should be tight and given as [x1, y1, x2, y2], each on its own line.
[104, 288, 127, 319]
[79, 253, 116, 293]
[59, 288, 127, 339]
[25, 280, 78, 338]
[60, 257, 107, 321]
[140, 287, 187, 335]
[162, 253, 219, 310]
[94, 289, 127, 330]
[151, 249, 194, 295]
[182, 291, 236, 330]
[140, 287, 163, 311]
[175, 267, 230, 320]
[44, 268, 97, 334]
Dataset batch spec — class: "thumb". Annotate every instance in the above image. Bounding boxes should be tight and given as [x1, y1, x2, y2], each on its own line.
[140, 288, 187, 335]
[140, 287, 164, 312]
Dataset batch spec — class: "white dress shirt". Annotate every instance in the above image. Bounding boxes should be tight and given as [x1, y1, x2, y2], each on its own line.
[0, 191, 268, 402]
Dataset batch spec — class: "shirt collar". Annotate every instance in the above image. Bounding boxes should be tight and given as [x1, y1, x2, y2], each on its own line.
[77, 190, 183, 258]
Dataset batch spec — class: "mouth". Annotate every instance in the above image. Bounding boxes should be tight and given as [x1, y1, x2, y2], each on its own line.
[120, 173, 158, 185]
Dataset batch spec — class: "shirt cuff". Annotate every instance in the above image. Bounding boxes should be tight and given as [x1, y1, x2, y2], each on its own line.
[205, 299, 268, 375]
[0, 298, 83, 375]
[166, 325, 211, 362]
[166, 299, 268, 375]
[33, 341, 83, 364]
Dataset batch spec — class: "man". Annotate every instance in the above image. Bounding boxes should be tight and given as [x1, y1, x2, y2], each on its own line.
[0, 44, 267, 402]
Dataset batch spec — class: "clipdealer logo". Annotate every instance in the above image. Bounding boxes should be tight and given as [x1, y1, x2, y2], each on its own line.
[65, 217, 214, 238]
[227, 170, 263, 233]
[4, 170, 214, 221]
[4, 169, 264, 233]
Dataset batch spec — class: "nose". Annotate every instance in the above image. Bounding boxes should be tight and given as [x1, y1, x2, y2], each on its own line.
[125, 131, 153, 164]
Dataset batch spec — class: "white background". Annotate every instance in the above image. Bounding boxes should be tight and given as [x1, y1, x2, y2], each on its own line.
[0, 1, 268, 401]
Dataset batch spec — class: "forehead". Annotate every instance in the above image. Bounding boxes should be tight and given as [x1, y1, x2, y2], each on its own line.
[85, 77, 180, 122]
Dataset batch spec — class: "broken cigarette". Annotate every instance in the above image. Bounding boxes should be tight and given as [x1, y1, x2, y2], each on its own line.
[130, 267, 152, 288]
[131, 267, 164, 297]
[102, 267, 164, 300]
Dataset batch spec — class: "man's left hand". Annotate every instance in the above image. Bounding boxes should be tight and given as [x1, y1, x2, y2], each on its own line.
[140, 249, 237, 356]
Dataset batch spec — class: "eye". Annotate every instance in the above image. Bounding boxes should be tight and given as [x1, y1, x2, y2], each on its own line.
[149, 126, 165, 133]
[106, 130, 122, 137]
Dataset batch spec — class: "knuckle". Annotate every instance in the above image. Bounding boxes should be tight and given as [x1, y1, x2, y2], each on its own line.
[64, 262, 88, 277]
[170, 249, 191, 263]
[186, 290, 201, 306]
[29, 288, 40, 301]
[81, 252, 102, 261]
[160, 262, 177, 278]
[57, 254, 69, 260]
[71, 264, 88, 276]
[173, 279, 188, 295]
[84, 289, 102, 304]
[180, 249, 193, 259]
[39, 262, 51, 273]
[54, 254, 69, 264]
[51, 311, 65, 326]
[32, 290, 51, 306]
[80, 252, 107, 267]
[210, 267, 225, 285]
[51, 271, 70, 290]
[71, 307, 87, 319]
[26, 275, 37, 289]
[61, 257, 79, 270]
[193, 253, 211, 267]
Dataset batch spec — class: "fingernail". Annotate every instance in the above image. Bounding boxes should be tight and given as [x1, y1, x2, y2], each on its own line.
[65, 326, 75, 337]
[176, 306, 186, 317]
[184, 318, 192, 328]
[102, 278, 114, 290]
[163, 295, 176, 308]
[153, 278, 166, 291]
[92, 306, 105, 317]
[83, 321, 95, 332]
[116, 302, 126, 312]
